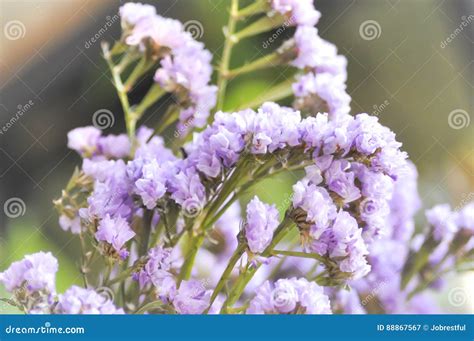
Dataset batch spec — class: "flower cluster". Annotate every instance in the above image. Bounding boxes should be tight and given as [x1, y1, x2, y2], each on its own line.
[120, 3, 217, 131]
[247, 277, 331, 314]
[1, 1, 472, 317]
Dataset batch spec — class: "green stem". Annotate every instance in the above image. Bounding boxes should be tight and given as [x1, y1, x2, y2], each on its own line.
[178, 233, 205, 283]
[221, 215, 294, 312]
[102, 42, 136, 140]
[233, 14, 285, 42]
[134, 300, 164, 314]
[271, 250, 331, 267]
[134, 83, 166, 118]
[400, 234, 440, 290]
[124, 58, 153, 91]
[216, 0, 239, 111]
[227, 52, 282, 79]
[236, 77, 294, 110]
[235, 0, 267, 19]
[206, 243, 247, 312]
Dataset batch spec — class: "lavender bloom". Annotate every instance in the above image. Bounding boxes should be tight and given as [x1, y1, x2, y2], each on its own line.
[97, 134, 131, 158]
[245, 196, 280, 254]
[59, 214, 82, 234]
[293, 72, 351, 119]
[154, 41, 217, 130]
[0, 252, 58, 293]
[123, 12, 185, 52]
[457, 202, 474, 232]
[67, 126, 101, 157]
[172, 280, 211, 314]
[80, 159, 133, 222]
[135, 245, 173, 288]
[56, 286, 124, 314]
[247, 278, 331, 314]
[133, 159, 168, 209]
[292, 179, 337, 235]
[270, 0, 321, 27]
[95, 215, 136, 259]
[119, 2, 156, 27]
[324, 160, 361, 203]
[425, 204, 458, 241]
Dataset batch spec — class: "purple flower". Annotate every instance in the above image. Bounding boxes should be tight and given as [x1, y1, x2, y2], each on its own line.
[56, 285, 124, 314]
[135, 245, 173, 288]
[270, 0, 321, 26]
[59, 214, 82, 234]
[119, 2, 156, 27]
[247, 277, 331, 314]
[154, 41, 217, 130]
[172, 279, 211, 314]
[324, 160, 361, 203]
[133, 159, 168, 209]
[425, 204, 458, 241]
[95, 215, 136, 258]
[293, 72, 351, 120]
[67, 126, 101, 157]
[245, 196, 280, 254]
[457, 202, 474, 232]
[0, 252, 58, 293]
[97, 134, 131, 158]
[292, 179, 337, 234]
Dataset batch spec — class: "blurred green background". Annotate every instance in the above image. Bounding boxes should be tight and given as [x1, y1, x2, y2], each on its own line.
[0, 0, 472, 313]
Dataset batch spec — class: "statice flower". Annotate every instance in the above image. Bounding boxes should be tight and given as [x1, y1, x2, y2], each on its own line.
[67, 126, 101, 157]
[425, 204, 458, 242]
[172, 279, 211, 314]
[0, 252, 58, 294]
[135, 245, 173, 289]
[293, 72, 351, 119]
[154, 41, 217, 130]
[457, 202, 474, 233]
[119, 2, 156, 28]
[119, 3, 217, 131]
[56, 286, 124, 314]
[245, 196, 280, 254]
[58, 214, 82, 234]
[95, 215, 136, 259]
[270, 0, 321, 27]
[285, 26, 350, 119]
[247, 277, 331, 314]
[80, 159, 134, 222]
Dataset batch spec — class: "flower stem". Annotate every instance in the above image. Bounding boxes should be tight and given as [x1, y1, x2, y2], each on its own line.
[226, 52, 282, 79]
[102, 42, 137, 140]
[216, 0, 239, 111]
[205, 243, 247, 312]
[235, 0, 267, 19]
[220, 215, 294, 312]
